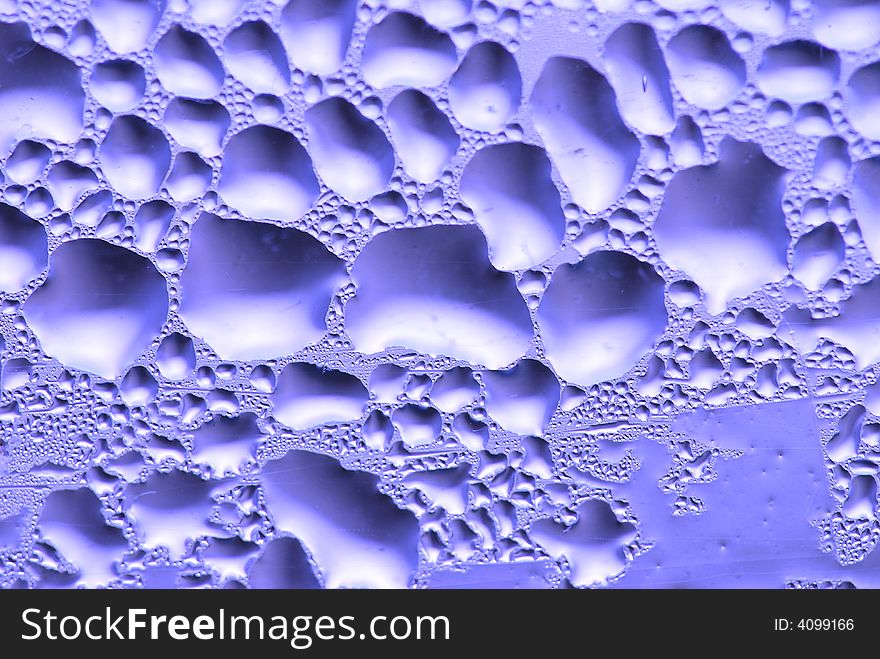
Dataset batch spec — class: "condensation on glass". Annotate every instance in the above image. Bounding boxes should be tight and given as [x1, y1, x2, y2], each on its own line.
[0, 0, 878, 589]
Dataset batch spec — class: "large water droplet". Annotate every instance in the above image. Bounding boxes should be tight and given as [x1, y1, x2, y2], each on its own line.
[756, 40, 840, 104]
[222, 20, 290, 95]
[272, 362, 369, 429]
[386, 90, 459, 183]
[90, 0, 166, 53]
[0, 202, 48, 293]
[305, 97, 394, 202]
[218, 126, 318, 221]
[0, 22, 85, 151]
[812, 0, 880, 50]
[361, 12, 457, 88]
[261, 450, 420, 588]
[530, 499, 638, 587]
[603, 22, 675, 135]
[483, 359, 560, 435]
[346, 225, 533, 368]
[178, 213, 345, 360]
[89, 59, 147, 112]
[460, 142, 565, 270]
[23, 239, 168, 378]
[654, 138, 789, 312]
[448, 41, 522, 132]
[154, 25, 225, 99]
[530, 56, 640, 213]
[665, 25, 746, 110]
[279, 0, 358, 76]
[99, 115, 172, 200]
[537, 251, 667, 385]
